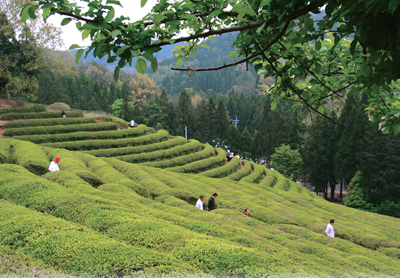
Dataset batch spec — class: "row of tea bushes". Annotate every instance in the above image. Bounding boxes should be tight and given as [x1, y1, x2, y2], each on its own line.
[16, 124, 150, 144]
[41, 129, 168, 151]
[0, 104, 46, 115]
[0, 110, 83, 120]
[4, 117, 96, 128]
[240, 163, 266, 183]
[0, 199, 191, 276]
[8, 139, 51, 175]
[98, 116, 130, 129]
[0, 138, 9, 163]
[168, 148, 226, 173]
[140, 144, 215, 168]
[115, 139, 203, 163]
[225, 160, 252, 181]
[82, 136, 187, 157]
[4, 122, 118, 137]
[199, 156, 241, 178]
[260, 168, 278, 187]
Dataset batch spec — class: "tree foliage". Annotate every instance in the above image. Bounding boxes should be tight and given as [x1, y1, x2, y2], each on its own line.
[271, 144, 303, 181]
[20, 0, 400, 134]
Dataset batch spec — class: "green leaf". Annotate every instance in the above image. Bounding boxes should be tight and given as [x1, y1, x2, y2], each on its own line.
[105, 7, 115, 22]
[392, 124, 400, 136]
[114, 66, 120, 81]
[82, 29, 91, 39]
[256, 22, 266, 34]
[350, 40, 357, 55]
[143, 52, 154, 61]
[135, 58, 147, 73]
[261, 0, 272, 6]
[151, 58, 158, 72]
[111, 30, 121, 38]
[232, 4, 255, 17]
[28, 5, 38, 19]
[228, 51, 238, 57]
[199, 44, 210, 49]
[315, 40, 321, 51]
[141, 0, 148, 8]
[176, 57, 183, 65]
[271, 99, 278, 110]
[324, 107, 332, 115]
[69, 44, 80, 50]
[75, 49, 84, 64]
[106, 0, 121, 5]
[42, 8, 50, 20]
[20, 5, 30, 23]
[115, 45, 130, 56]
[318, 106, 325, 114]
[61, 18, 72, 26]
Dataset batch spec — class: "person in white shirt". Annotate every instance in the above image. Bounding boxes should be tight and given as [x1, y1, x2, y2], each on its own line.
[48, 157, 60, 172]
[325, 219, 335, 237]
[195, 195, 205, 210]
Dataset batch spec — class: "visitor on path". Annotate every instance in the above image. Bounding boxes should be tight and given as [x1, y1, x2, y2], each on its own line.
[325, 219, 335, 237]
[49, 157, 60, 172]
[196, 195, 205, 210]
[61, 110, 66, 118]
[130, 120, 135, 127]
[244, 208, 250, 215]
[226, 150, 231, 161]
[207, 193, 218, 211]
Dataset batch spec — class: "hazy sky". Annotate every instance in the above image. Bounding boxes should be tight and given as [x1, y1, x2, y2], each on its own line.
[47, 0, 158, 50]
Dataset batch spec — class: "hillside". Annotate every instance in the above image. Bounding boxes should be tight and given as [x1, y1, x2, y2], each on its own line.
[1, 105, 400, 277]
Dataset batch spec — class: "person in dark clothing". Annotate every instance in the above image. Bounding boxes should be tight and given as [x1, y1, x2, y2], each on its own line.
[61, 110, 66, 118]
[207, 193, 218, 211]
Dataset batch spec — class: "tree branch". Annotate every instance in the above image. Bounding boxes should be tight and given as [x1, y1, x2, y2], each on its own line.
[170, 21, 290, 72]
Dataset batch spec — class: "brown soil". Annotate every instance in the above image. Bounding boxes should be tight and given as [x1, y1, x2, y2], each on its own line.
[0, 98, 20, 136]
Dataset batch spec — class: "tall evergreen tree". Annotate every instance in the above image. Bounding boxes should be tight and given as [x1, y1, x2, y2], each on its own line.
[177, 90, 195, 138]
[214, 99, 230, 144]
[206, 96, 216, 144]
[239, 127, 252, 158]
[225, 125, 241, 154]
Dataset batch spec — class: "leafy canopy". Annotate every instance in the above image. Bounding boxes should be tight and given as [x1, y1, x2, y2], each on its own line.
[19, 0, 400, 134]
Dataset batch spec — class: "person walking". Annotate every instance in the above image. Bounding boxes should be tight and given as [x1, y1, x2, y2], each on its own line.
[196, 195, 205, 210]
[325, 219, 335, 237]
[48, 157, 60, 172]
[207, 193, 218, 211]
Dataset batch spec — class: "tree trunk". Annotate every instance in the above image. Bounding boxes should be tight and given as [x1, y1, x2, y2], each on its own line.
[330, 181, 335, 201]
[339, 179, 343, 199]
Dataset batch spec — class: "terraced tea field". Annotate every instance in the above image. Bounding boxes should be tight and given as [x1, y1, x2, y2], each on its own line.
[1, 106, 400, 277]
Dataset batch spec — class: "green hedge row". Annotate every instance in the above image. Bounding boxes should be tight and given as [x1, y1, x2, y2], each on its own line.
[225, 160, 252, 181]
[4, 122, 118, 137]
[140, 144, 215, 168]
[82, 136, 187, 157]
[260, 168, 278, 187]
[77, 153, 150, 198]
[98, 116, 129, 129]
[4, 117, 96, 129]
[0, 104, 46, 115]
[0, 138, 10, 163]
[0, 110, 83, 120]
[168, 148, 226, 174]
[16, 124, 150, 144]
[240, 163, 266, 183]
[41, 129, 168, 151]
[115, 139, 202, 163]
[8, 139, 51, 175]
[0, 199, 191, 276]
[200, 156, 241, 178]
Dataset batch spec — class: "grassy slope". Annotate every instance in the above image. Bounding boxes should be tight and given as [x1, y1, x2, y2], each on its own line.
[0, 119, 400, 277]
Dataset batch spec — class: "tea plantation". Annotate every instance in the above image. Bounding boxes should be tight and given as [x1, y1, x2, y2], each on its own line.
[1, 106, 400, 277]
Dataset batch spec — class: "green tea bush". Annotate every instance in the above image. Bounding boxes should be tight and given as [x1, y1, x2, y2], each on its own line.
[8, 139, 50, 175]
[240, 163, 266, 183]
[77, 154, 150, 198]
[115, 139, 202, 163]
[168, 148, 226, 173]
[0, 200, 193, 276]
[82, 136, 187, 157]
[4, 122, 118, 137]
[200, 156, 241, 178]
[0, 104, 46, 115]
[260, 168, 278, 187]
[98, 116, 129, 129]
[225, 160, 252, 181]
[0, 138, 10, 163]
[1, 110, 83, 120]
[16, 124, 150, 144]
[4, 117, 96, 129]
[40, 128, 165, 151]
[140, 144, 215, 168]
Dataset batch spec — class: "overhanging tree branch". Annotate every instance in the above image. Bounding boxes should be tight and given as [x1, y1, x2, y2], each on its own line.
[170, 21, 290, 72]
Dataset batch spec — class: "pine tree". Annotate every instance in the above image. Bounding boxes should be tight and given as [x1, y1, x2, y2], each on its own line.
[77, 95, 88, 110]
[88, 97, 100, 111]
[206, 96, 216, 144]
[177, 90, 195, 138]
[225, 125, 241, 154]
[194, 98, 208, 142]
[239, 127, 252, 158]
